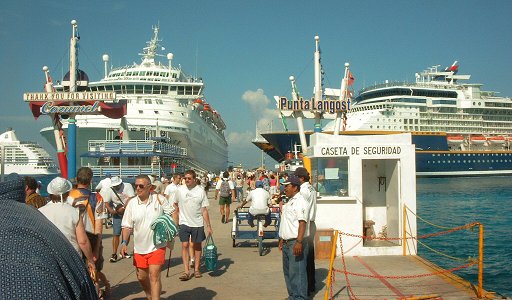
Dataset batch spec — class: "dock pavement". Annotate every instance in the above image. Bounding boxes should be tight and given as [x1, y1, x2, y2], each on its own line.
[101, 190, 482, 300]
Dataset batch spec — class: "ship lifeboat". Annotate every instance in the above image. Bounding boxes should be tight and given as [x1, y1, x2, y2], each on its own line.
[203, 103, 211, 111]
[194, 98, 203, 104]
[488, 136, 506, 144]
[447, 135, 464, 144]
[470, 136, 487, 144]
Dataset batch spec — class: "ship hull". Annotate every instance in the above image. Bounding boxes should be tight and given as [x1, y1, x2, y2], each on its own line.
[255, 131, 512, 177]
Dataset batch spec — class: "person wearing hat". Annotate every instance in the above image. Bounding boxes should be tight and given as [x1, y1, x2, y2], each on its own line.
[237, 181, 272, 227]
[39, 177, 96, 271]
[278, 174, 310, 300]
[215, 171, 235, 224]
[0, 174, 98, 299]
[102, 175, 135, 262]
[294, 167, 317, 295]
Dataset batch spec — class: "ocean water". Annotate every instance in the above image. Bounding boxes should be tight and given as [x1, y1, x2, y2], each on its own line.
[35, 174, 511, 296]
[417, 177, 512, 297]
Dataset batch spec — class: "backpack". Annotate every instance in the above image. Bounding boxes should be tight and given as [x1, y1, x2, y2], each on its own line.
[219, 180, 231, 198]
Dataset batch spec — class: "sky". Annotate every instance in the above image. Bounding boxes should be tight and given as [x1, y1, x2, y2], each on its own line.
[1, 0, 511, 170]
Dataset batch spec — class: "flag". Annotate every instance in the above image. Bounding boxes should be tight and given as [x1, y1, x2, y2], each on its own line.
[347, 70, 355, 86]
[280, 111, 288, 132]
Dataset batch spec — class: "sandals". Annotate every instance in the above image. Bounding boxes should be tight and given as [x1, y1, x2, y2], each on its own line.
[194, 271, 202, 278]
[179, 272, 192, 281]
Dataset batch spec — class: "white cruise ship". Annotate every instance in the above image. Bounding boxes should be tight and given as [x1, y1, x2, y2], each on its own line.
[40, 25, 228, 176]
[325, 61, 512, 146]
[0, 129, 58, 176]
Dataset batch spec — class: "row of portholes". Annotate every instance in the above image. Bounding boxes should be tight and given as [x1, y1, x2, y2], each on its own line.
[429, 160, 512, 164]
[432, 153, 511, 157]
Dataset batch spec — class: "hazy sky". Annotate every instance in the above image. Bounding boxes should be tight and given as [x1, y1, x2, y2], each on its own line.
[1, 0, 511, 169]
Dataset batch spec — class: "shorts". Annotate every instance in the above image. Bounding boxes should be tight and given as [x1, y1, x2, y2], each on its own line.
[178, 224, 206, 244]
[112, 216, 122, 236]
[133, 247, 166, 268]
[85, 232, 104, 271]
[218, 196, 232, 205]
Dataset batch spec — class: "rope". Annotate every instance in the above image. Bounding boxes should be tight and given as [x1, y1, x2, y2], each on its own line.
[406, 206, 452, 230]
[416, 238, 471, 262]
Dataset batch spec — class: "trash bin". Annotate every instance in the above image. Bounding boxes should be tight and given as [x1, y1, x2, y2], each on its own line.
[314, 228, 334, 259]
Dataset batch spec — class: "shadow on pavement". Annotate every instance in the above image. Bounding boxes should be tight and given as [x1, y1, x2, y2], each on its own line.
[167, 287, 217, 299]
[205, 256, 234, 277]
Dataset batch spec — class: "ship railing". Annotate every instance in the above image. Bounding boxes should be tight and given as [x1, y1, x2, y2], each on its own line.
[88, 165, 174, 179]
[358, 81, 462, 94]
[88, 140, 187, 156]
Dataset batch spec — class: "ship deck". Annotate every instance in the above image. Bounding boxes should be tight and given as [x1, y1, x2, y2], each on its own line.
[100, 190, 494, 299]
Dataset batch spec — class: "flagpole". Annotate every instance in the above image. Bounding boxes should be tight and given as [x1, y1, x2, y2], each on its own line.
[334, 63, 349, 135]
[290, 76, 308, 154]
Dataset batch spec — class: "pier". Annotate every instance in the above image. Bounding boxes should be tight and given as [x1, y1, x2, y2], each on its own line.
[101, 190, 485, 300]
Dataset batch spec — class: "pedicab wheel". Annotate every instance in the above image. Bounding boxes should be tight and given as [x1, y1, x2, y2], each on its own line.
[258, 236, 264, 256]
[232, 238, 236, 247]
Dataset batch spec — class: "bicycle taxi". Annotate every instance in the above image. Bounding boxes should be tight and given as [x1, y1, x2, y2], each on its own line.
[231, 205, 281, 256]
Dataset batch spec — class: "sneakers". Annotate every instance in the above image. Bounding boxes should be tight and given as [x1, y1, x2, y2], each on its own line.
[109, 254, 118, 263]
[121, 253, 132, 259]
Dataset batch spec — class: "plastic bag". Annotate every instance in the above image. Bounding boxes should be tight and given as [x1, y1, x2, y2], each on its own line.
[202, 234, 218, 271]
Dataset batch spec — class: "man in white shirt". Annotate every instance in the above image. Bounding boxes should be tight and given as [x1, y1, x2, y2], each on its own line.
[120, 174, 175, 300]
[278, 175, 310, 300]
[101, 176, 135, 262]
[237, 181, 271, 227]
[174, 170, 212, 280]
[164, 174, 181, 200]
[294, 167, 317, 295]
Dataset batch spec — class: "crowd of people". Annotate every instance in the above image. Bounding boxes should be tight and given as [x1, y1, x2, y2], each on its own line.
[1, 165, 318, 300]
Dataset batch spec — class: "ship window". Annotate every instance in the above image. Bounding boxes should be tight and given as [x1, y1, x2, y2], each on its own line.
[144, 85, 152, 93]
[139, 110, 143, 114]
[154, 111, 159, 114]
[177, 86, 185, 95]
[135, 85, 143, 93]
[312, 157, 349, 198]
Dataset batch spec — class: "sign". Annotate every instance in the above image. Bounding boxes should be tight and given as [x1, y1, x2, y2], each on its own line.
[23, 91, 116, 102]
[314, 145, 402, 157]
[40, 101, 101, 114]
[279, 96, 351, 114]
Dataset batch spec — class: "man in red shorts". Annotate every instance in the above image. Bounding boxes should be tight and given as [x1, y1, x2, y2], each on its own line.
[120, 174, 175, 300]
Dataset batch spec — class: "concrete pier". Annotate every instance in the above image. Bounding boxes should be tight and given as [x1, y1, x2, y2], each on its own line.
[101, 191, 484, 299]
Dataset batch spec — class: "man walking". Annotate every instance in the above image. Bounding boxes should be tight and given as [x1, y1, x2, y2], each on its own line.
[102, 176, 135, 262]
[294, 167, 317, 295]
[215, 171, 235, 223]
[278, 175, 310, 300]
[120, 174, 175, 300]
[67, 167, 109, 296]
[174, 170, 212, 280]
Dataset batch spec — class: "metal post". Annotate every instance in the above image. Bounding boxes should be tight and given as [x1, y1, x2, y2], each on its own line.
[0, 145, 4, 182]
[403, 204, 407, 255]
[68, 117, 77, 180]
[478, 223, 484, 298]
[324, 230, 338, 300]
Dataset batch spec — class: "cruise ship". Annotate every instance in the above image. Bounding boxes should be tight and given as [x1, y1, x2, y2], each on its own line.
[0, 129, 58, 176]
[254, 37, 512, 176]
[39, 25, 228, 177]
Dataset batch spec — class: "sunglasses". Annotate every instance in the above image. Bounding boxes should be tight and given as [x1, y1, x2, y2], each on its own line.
[184, 177, 194, 180]
[135, 184, 147, 189]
